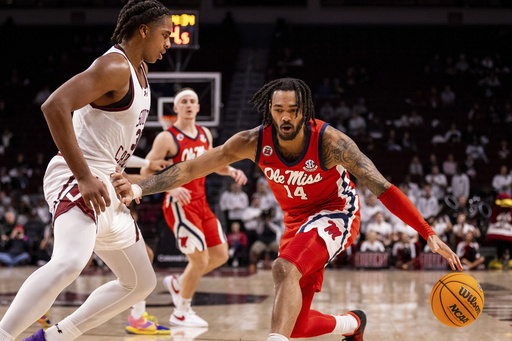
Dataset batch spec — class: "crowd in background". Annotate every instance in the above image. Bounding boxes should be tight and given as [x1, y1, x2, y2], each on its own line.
[2, 20, 512, 271]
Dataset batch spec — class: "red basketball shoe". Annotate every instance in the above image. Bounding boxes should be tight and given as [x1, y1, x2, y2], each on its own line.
[342, 310, 366, 341]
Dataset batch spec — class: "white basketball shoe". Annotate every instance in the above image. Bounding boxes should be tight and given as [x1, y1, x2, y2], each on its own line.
[170, 308, 209, 327]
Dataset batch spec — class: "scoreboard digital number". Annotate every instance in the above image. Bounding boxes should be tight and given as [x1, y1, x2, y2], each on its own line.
[170, 11, 199, 49]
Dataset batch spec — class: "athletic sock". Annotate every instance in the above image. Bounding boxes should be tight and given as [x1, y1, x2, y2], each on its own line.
[267, 333, 289, 341]
[45, 318, 82, 341]
[0, 328, 15, 341]
[332, 313, 358, 335]
[178, 297, 192, 312]
[130, 301, 146, 320]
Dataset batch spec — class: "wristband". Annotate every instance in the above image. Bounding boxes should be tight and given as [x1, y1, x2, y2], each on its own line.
[378, 184, 435, 240]
[131, 184, 142, 199]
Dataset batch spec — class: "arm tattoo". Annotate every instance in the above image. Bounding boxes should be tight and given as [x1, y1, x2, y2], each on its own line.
[326, 136, 390, 195]
[138, 162, 182, 196]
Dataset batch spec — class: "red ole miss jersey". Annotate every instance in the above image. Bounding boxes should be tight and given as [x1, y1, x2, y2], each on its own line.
[166, 125, 209, 202]
[256, 119, 358, 248]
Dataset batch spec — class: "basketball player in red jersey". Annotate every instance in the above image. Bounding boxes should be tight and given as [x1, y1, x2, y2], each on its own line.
[140, 88, 247, 327]
[115, 78, 463, 341]
[0, 2, 173, 341]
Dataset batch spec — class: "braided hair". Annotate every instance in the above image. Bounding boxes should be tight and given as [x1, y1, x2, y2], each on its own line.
[249, 78, 316, 127]
[111, 0, 171, 44]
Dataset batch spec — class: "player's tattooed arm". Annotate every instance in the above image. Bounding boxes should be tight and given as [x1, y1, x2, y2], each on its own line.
[138, 161, 182, 196]
[322, 125, 390, 196]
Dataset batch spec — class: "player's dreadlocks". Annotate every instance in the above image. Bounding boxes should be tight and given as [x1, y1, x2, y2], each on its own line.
[249, 78, 316, 127]
[111, 0, 171, 44]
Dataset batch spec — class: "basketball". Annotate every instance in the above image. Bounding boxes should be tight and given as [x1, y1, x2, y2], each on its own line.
[430, 273, 484, 327]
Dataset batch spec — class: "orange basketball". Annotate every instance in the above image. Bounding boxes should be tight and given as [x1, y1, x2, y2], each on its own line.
[430, 273, 484, 327]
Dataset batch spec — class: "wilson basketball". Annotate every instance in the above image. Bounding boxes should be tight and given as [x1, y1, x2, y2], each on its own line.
[430, 273, 484, 327]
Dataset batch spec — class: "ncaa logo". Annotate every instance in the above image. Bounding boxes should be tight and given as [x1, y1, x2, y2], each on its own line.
[304, 159, 318, 172]
[200, 134, 207, 143]
[263, 145, 273, 156]
[177, 134, 184, 141]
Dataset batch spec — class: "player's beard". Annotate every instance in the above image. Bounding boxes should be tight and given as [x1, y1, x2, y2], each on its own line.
[273, 118, 305, 141]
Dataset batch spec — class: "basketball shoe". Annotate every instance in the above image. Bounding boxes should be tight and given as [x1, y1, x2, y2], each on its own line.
[342, 310, 366, 341]
[37, 311, 52, 329]
[125, 312, 170, 335]
[170, 308, 208, 327]
[163, 274, 181, 305]
[22, 329, 46, 341]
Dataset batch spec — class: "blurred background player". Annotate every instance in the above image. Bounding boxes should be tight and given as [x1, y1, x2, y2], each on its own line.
[141, 88, 247, 327]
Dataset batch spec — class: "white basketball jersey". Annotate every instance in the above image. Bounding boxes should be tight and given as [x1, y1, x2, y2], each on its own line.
[72, 45, 150, 174]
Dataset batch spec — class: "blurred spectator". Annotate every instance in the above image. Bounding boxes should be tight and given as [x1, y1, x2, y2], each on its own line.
[497, 139, 510, 160]
[401, 131, 417, 152]
[385, 129, 401, 152]
[456, 231, 485, 270]
[242, 195, 263, 248]
[359, 193, 384, 236]
[219, 182, 249, 232]
[440, 85, 456, 108]
[392, 233, 416, 270]
[408, 110, 424, 128]
[359, 230, 385, 253]
[426, 214, 452, 246]
[0, 226, 31, 267]
[0, 210, 17, 240]
[226, 221, 248, 268]
[442, 153, 458, 177]
[465, 138, 489, 164]
[352, 97, 368, 116]
[334, 100, 351, 123]
[315, 77, 334, 100]
[443, 124, 462, 145]
[416, 184, 440, 220]
[492, 165, 512, 196]
[366, 211, 393, 248]
[36, 224, 54, 266]
[409, 155, 423, 180]
[455, 53, 470, 73]
[462, 155, 477, 179]
[423, 153, 439, 176]
[425, 165, 448, 200]
[318, 101, 334, 124]
[451, 212, 481, 249]
[248, 209, 281, 274]
[347, 111, 366, 140]
[451, 166, 470, 200]
[252, 179, 278, 212]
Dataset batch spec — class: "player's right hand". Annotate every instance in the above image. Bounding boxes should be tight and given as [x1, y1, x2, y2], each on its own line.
[78, 175, 111, 215]
[169, 187, 192, 205]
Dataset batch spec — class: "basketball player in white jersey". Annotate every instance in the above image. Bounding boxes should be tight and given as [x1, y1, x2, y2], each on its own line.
[0, 1, 173, 340]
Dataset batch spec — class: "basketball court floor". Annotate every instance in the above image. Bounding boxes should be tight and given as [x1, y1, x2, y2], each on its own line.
[0, 266, 510, 340]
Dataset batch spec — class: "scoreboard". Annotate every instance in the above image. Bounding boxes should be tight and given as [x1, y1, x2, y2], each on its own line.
[170, 11, 199, 49]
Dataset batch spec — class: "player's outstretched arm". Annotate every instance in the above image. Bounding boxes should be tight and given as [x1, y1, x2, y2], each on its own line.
[115, 128, 258, 200]
[322, 125, 463, 271]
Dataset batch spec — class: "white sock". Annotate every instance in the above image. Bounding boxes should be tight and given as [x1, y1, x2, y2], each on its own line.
[332, 313, 358, 335]
[45, 317, 82, 341]
[178, 297, 192, 311]
[267, 333, 288, 341]
[0, 328, 15, 341]
[130, 301, 146, 319]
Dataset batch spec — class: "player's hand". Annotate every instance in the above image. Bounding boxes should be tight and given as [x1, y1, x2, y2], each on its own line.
[230, 169, 247, 185]
[169, 187, 192, 205]
[111, 171, 139, 205]
[149, 159, 172, 172]
[427, 234, 463, 271]
[78, 174, 111, 215]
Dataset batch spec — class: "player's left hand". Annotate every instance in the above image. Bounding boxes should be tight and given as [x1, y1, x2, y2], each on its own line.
[148, 159, 171, 172]
[427, 234, 463, 271]
[230, 169, 247, 185]
[111, 171, 139, 205]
